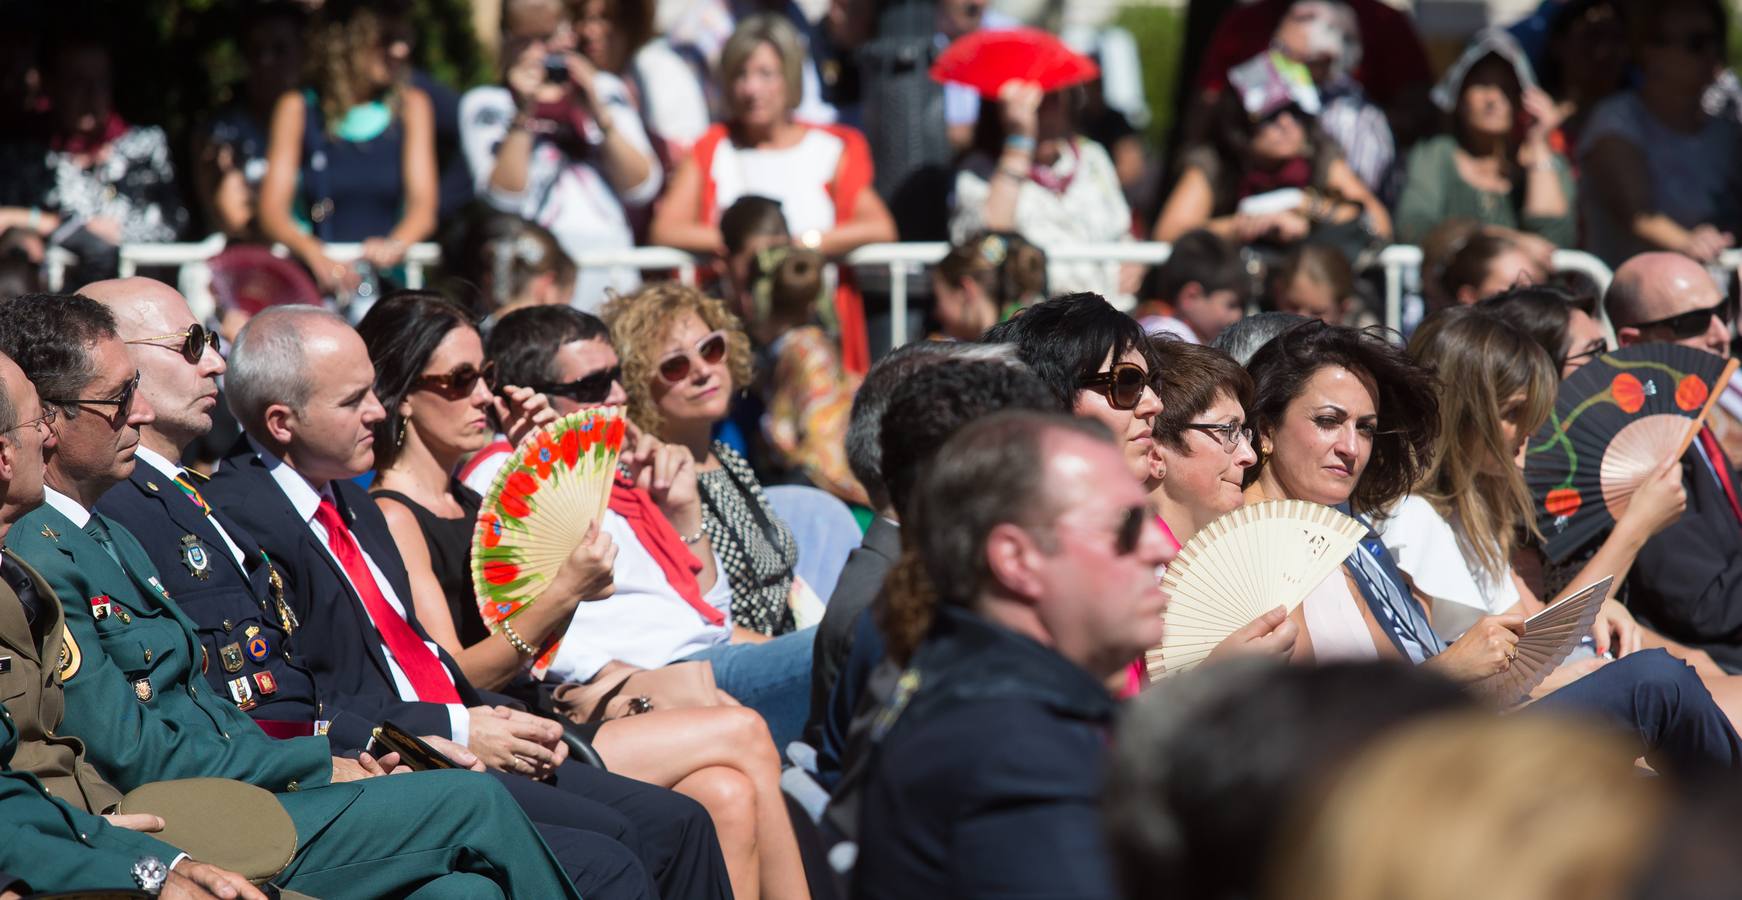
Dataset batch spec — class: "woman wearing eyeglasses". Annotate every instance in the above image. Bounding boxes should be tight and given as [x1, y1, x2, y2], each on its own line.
[1146, 339, 1260, 548]
[606, 282, 815, 640]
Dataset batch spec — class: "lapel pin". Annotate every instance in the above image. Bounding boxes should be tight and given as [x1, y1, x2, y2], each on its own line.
[40, 525, 58, 541]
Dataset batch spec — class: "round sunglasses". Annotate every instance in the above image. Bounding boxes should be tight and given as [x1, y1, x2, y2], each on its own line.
[1078, 362, 1150, 411]
[657, 331, 728, 385]
[125, 324, 220, 365]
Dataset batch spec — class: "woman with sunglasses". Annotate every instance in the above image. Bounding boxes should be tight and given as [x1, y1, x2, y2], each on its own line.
[360, 293, 815, 900]
[606, 282, 814, 639]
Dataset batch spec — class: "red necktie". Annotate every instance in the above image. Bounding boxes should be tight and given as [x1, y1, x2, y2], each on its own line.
[1698, 427, 1742, 528]
[314, 498, 461, 703]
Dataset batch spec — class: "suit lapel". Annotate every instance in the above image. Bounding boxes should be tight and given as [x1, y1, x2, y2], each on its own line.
[129, 469, 252, 586]
[0, 577, 38, 665]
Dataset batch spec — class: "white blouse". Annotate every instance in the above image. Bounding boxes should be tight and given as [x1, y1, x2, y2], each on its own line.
[1374, 494, 1519, 643]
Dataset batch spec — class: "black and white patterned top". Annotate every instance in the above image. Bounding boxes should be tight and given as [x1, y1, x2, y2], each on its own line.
[0, 126, 188, 243]
[698, 441, 798, 636]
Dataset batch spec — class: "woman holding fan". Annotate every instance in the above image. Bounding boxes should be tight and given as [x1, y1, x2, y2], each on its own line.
[359, 292, 816, 900]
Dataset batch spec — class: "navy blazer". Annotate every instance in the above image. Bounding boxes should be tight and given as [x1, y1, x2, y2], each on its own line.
[205, 439, 498, 741]
[1629, 441, 1742, 673]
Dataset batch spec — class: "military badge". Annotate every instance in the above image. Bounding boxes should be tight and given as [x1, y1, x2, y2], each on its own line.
[246, 635, 270, 662]
[133, 678, 153, 702]
[88, 595, 112, 620]
[227, 676, 256, 710]
[219, 641, 245, 673]
[57, 626, 79, 680]
[179, 534, 212, 581]
[253, 672, 278, 695]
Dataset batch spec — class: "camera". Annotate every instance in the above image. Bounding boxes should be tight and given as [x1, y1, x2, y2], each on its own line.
[543, 53, 568, 84]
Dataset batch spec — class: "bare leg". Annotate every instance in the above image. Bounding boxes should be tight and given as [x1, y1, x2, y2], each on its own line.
[593, 707, 811, 900]
[676, 766, 760, 899]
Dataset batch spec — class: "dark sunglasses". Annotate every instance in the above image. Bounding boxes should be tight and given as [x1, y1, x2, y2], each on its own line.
[1630, 295, 1737, 340]
[414, 361, 497, 397]
[55, 372, 139, 422]
[125, 324, 220, 365]
[529, 366, 622, 406]
[1079, 362, 1150, 411]
[657, 332, 728, 385]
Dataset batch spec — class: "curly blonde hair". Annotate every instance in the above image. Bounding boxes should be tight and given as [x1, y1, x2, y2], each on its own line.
[603, 282, 755, 436]
[308, 6, 403, 136]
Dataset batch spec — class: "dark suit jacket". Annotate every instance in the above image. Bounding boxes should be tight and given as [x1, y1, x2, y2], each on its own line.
[1629, 441, 1742, 673]
[97, 464, 326, 728]
[804, 516, 899, 747]
[205, 440, 496, 743]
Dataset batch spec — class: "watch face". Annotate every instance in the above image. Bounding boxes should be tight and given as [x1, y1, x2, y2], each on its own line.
[133, 856, 169, 891]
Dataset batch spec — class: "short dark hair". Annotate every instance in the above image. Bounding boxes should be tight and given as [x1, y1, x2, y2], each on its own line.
[1104, 661, 1472, 900]
[879, 358, 1055, 517]
[720, 195, 789, 256]
[1154, 230, 1244, 302]
[880, 411, 1109, 662]
[484, 304, 613, 389]
[0, 292, 119, 419]
[356, 290, 476, 471]
[1437, 230, 1517, 303]
[1150, 338, 1255, 453]
[982, 292, 1158, 411]
[1477, 285, 1581, 372]
[1246, 321, 1440, 515]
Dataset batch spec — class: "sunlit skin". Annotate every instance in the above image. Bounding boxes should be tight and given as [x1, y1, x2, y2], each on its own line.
[1560, 307, 1609, 378]
[649, 312, 735, 446]
[1072, 348, 1164, 482]
[1613, 252, 1732, 357]
[401, 327, 497, 463]
[1149, 391, 1257, 542]
[1256, 365, 1379, 507]
[42, 336, 156, 510]
[269, 321, 388, 486]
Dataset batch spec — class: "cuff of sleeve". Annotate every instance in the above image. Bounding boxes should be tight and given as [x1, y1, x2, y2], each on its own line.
[170, 852, 190, 872]
[448, 704, 470, 746]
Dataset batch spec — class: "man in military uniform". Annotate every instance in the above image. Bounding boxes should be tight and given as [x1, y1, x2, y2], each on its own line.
[0, 291, 587, 898]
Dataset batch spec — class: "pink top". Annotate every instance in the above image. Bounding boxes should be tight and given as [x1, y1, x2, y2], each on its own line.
[1122, 514, 1184, 697]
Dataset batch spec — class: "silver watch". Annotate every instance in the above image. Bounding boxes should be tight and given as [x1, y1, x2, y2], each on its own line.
[132, 856, 170, 894]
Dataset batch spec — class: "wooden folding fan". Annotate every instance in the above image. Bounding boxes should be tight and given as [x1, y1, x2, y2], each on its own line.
[472, 407, 626, 677]
[1476, 575, 1613, 707]
[1146, 500, 1368, 680]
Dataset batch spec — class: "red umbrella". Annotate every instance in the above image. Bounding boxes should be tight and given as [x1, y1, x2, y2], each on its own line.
[930, 28, 1100, 98]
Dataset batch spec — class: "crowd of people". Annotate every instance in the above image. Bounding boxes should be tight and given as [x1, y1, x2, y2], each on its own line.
[4, 0, 1742, 898]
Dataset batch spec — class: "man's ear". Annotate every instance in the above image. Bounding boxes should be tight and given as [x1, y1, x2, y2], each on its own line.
[1616, 326, 1643, 347]
[984, 521, 1046, 605]
[263, 403, 296, 446]
[0, 435, 16, 487]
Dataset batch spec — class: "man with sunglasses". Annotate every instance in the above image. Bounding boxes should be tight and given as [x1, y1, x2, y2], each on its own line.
[1609, 252, 1742, 673]
[0, 292, 591, 898]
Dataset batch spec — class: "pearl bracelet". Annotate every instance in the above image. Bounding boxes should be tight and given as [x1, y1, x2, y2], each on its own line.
[501, 621, 538, 657]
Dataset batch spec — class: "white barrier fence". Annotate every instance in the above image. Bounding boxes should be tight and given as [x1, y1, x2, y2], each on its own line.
[46, 238, 1631, 345]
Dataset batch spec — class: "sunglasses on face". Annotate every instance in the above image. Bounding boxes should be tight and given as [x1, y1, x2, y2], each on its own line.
[414, 361, 497, 397]
[1079, 362, 1150, 411]
[55, 372, 139, 423]
[1630, 295, 1737, 340]
[529, 366, 622, 406]
[125, 324, 220, 365]
[656, 331, 728, 385]
[1185, 421, 1257, 453]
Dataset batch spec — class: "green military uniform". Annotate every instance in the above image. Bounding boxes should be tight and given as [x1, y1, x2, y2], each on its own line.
[10, 500, 583, 899]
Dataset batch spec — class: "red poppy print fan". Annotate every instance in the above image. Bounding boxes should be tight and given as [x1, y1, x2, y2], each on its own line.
[1525, 345, 1736, 563]
[472, 407, 626, 676]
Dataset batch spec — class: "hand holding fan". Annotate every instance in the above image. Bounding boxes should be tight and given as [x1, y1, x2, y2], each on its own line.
[1146, 500, 1368, 680]
[1526, 345, 1736, 562]
[1475, 576, 1613, 706]
[472, 407, 627, 677]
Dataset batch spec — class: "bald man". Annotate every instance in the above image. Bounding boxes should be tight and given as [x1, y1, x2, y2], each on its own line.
[1606, 253, 1742, 672]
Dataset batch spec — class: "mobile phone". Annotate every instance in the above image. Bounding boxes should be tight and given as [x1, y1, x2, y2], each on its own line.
[544, 52, 568, 84]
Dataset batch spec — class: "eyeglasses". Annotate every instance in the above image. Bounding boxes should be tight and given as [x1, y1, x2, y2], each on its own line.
[656, 331, 728, 385]
[3, 405, 57, 435]
[1561, 339, 1608, 370]
[529, 366, 621, 406]
[414, 361, 497, 397]
[1185, 421, 1256, 453]
[125, 324, 220, 365]
[54, 372, 139, 422]
[1078, 362, 1150, 411]
[1629, 295, 1737, 340]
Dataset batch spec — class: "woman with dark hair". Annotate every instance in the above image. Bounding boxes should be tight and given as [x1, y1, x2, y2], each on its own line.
[258, 1, 437, 298]
[982, 291, 1164, 482]
[358, 292, 814, 900]
[930, 231, 1049, 340]
[1435, 228, 1548, 307]
[1148, 339, 1259, 545]
[1477, 284, 1606, 377]
[1155, 52, 1390, 249]
[1394, 29, 1575, 247]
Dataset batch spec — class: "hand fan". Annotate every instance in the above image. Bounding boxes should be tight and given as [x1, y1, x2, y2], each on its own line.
[1525, 344, 1737, 563]
[1146, 500, 1368, 680]
[1474, 575, 1612, 706]
[929, 28, 1100, 97]
[472, 408, 626, 677]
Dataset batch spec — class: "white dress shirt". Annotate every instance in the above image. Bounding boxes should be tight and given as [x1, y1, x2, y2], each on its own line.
[248, 439, 469, 743]
[133, 445, 247, 568]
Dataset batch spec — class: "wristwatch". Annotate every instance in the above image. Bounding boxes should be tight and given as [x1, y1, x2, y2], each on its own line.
[132, 856, 170, 894]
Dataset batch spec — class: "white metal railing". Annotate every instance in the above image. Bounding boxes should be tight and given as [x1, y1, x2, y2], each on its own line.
[46, 238, 444, 293]
[1377, 244, 1616, 336]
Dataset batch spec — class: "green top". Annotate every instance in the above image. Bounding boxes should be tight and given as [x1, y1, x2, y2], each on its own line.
[1394, 135, 1577, 247]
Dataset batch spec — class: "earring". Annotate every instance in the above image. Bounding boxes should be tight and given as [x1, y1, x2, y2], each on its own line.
[395, 418, 408, 449]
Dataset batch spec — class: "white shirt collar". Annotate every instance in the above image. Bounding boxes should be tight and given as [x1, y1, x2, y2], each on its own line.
[133, 445, 183, 483]
[247, 435, 330, 523]
[42, 485, 92, 528]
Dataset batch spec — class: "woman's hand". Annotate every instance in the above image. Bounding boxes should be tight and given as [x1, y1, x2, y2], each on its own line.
[1425, 613, 1524, 682]
[494, 384, 559, 447]
[505, 40, 549, 106]
[1591, 598, 1644, 658]
[1681, 224, 1735, 263]
[550, 523, 617, 604]
[1520, 86, 1565, 151]
[623, 425, 704, 532]
[1204, 606, 1299, 664]
[998, 79, 1043, 139]
[360, 236, 408, 268]
[565, 52, 608, 123]
[1619, 455, 1686, 539]
[302, 247, 359, 295]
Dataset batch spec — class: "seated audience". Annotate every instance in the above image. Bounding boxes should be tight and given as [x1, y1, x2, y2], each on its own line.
[475, 304, 817, 748]
[1146, 340, 1261, 550]
[1395, 30, 1575, 248]
[1477, 285, 1608, 378]
[1579, 0, 1741, 264]
[574, 0, 712, 162]
[1436, 227, 1548, 307]
[743, 247, 868, 506]
[358, 292, 808, 900]
[1269, 0, 1397, 202]
[930, 231, 1049, 341]
[192, 2, 306, 241]
[718, 195, 794, 319]
[460, 0, 662, 310]
[452, 211, 577, 326]
[258, 2, 437, 299]
[1537, 0, 1628, 162]
[1142, 229, 1246, 344]
[1270, 244, 1376, 327]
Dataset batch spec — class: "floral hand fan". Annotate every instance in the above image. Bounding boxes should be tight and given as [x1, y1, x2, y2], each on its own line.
[1146, 500, 1368, 680]
[1475, 576, 1612, 706]
[472, 408, 626, 677]
[1525, 345, 1736, 563]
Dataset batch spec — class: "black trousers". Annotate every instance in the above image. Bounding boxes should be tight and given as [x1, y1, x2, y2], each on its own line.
[492, 761, 732, 900]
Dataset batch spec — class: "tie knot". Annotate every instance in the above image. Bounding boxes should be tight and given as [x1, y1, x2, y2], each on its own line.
[84, 517, 113, 545]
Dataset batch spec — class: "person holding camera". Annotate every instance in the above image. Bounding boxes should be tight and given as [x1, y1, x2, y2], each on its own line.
[459, 0, 662, 312]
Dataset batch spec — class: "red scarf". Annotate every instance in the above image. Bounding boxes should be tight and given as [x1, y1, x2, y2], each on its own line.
[607, 474, 722, 626]
[49, 110, 129, 156]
